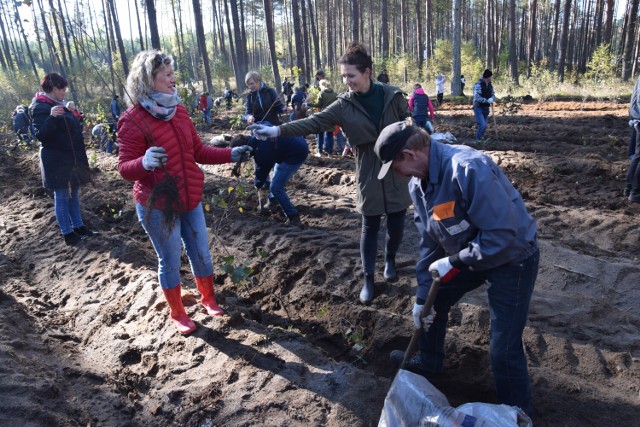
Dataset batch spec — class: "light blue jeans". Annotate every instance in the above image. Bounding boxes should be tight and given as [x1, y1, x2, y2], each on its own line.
[268, 161, 303, 218]
[53, 185, 84, 235]
[136, 202, 213, 289]
[473, 106, 490, 140]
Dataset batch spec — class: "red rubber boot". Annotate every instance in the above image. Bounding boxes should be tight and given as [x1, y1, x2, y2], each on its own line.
[195, 275, 224, 316]
[162, 284, 197, 334]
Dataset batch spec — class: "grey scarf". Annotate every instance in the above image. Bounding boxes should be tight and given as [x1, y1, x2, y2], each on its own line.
[139, 88, 180, 121]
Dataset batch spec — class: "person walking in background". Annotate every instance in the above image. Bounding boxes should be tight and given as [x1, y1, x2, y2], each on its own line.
[111, 95, 121, 122]
[282, 77, 294, 105]
[626, 75, 640, 203]
[12, 104, 33, 148]
[248, 42, 412, 305]
[30, 73, 97, 246]
[472, 69, 495, 143]
[313, 70, 326, 89]
[223, 87, 237, 110]
[375, 121, 539, 419]
[435, 73, 446, 106]
[408, 84, 435, 133]
[377, 69, 390, 84]
[244, 71, 286, 125]
[230, 131, 309, 225]
[311, 79, 340, 156]
[117, 50, 252, 335]
[460, 75, 466, 96]
[290, 86, 307, 121]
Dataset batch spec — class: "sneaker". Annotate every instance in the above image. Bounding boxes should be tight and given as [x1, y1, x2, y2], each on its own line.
[629, 192, 640, 203]
[63, 231, 84, 246]
[390, 350, 438, 380]
[73, 226, 97, 237]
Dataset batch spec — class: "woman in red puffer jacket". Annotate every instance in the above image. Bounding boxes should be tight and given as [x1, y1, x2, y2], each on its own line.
[118, 50, 252, 335]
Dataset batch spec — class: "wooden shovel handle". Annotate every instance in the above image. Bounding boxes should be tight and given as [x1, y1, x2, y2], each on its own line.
[400, 271, 442, 370]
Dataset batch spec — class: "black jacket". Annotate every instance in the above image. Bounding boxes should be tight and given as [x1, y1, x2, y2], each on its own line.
[30, 93, 90, 189]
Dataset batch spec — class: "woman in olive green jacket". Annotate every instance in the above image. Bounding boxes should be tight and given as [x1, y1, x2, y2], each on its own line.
[249, 42, 411, 305]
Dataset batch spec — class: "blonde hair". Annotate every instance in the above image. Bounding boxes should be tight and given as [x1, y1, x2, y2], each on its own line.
[319, 79, 331, 90]
[125, 50, 174, 107]
[245, 70, 262, 85]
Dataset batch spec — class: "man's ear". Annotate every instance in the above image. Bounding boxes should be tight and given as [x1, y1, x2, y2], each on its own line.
[401, 148, 416, 159]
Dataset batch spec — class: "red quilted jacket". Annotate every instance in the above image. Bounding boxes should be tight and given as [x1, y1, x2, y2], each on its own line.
[118, 104, 232, 211]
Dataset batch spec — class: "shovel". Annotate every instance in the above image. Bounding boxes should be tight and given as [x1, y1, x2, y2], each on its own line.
[401, 271, 441, 370]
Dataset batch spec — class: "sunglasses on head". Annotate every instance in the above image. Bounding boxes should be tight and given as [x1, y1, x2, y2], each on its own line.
[153, 54, 170, 66]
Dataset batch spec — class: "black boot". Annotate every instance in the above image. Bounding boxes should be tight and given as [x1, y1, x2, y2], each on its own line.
[384, 256, 397, 281]
[359, 274, 375, 304]
[73, 225, 97, 237]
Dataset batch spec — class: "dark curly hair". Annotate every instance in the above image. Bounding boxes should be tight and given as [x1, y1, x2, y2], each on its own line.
[338, 42, 373, 74]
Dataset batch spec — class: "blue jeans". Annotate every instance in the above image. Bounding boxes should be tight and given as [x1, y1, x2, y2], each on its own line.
[629, 125, 637, 160]
[53, 185, 84, 235]
[627, 124, 640, 193]
[317, 131, 334, 154]
[335, 129, 345, 151]
[418, 249, 539, 416]
[360, 210, 406, 275]
[268, 161, 303, 218]
[474, 106, 490, 140]
[136, 202, 213, 289]
[203, 109, 211, 124]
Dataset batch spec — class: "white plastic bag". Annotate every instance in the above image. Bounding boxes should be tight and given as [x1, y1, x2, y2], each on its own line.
[378, 369, 532, 427]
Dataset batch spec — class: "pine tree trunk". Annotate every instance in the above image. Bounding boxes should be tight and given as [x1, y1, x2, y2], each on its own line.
[145, 0, 161, 50]
[263, 0, 281, 92]
[134, 0, 145, 50]
[557, 0, 572, 82]
[622, 0, 639, 81]
[192, 0, 214, 93]
[108, 0, 129, 76]
[509, 0, 519, 84]
[526, 0, 537, 77]
[307, 0, 322, 70]
[550, 0, 561, 71]
[291, 0, 306, 85]
[381, 0, 388, 58]
[12, 1, 38, 80]
[452, 0, 462, 96]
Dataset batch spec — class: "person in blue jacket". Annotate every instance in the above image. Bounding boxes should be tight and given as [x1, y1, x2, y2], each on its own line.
[231, 128, 308, 225]
[12, 104, 33, 148]
[111, 95, 121, 121]
[375, 121, 539, 418]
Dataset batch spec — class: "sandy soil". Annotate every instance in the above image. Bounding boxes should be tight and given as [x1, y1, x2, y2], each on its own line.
[1, 99, 639, 426]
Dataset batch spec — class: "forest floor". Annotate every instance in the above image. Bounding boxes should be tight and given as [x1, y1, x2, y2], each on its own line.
[1, 98, 639, 426]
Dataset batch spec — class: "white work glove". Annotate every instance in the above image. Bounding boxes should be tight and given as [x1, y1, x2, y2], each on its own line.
[230, 145, 253, 162]
[142, 146, 167, 171]
[487, 97, 494, 104]
[247, 124, 280, 139]
[428, 257, 462, 283]
[412, 303, 436, 331]
[629, 119, 639, 127]
[245, 114, 255, 125]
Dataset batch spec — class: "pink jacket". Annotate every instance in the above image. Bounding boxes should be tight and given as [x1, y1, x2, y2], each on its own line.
[118, 104, 232, 211]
